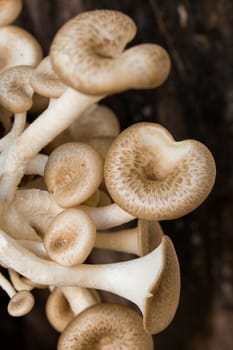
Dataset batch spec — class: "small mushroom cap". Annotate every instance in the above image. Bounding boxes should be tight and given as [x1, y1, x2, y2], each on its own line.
[31, 56, 66, 98]
[7, 290, 35, 317]
[0, 25, 42, 73]
[0, 0, 23, 26]
[137, 220, 164, 256]
[44, 208, 96, 266]
[69, 103, 120, 140]
[104, 122, 216, 220]
[58, 303, 154, 350]
[0, 65, 34, 112]
[46, 287, 74, 332]
[44, 142, 104, 208]
[143, 235, 180, 334]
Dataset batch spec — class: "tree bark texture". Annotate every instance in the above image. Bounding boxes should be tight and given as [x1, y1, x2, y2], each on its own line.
[0, 1, 232, 349]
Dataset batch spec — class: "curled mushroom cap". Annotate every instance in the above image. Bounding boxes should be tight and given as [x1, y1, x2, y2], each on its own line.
[104, 122, 216, 220]
[44, 208, 96, 266]
[44, 142, 103, 208]
[0, 25, 42, 73]
[0, 66, 34, 113]
[0, 0, 23, 26]
[31, 56, 66, 99]
[7, 290, 35, 317]
[58, 303, 153, 350]
[50, 10, 170, 95]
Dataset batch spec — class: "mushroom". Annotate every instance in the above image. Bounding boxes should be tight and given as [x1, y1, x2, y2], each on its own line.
[0, 230, 180, 334]
[44, 142, 104, 208]
[68, 103, 120, 141]
[104, 122, 216, 220]
[0, 65, 34, 152]
[58, 303, 154, 350]
[44, 208, 96, 266]
[0, 25, 42, 73]
[0, 0, 23, 27]
[46, 286, 101, 332]
[0, 271, 34, 317]
[0, 10, 170, 202]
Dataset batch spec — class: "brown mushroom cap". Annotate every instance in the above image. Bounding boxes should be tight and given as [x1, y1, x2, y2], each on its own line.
[7, 290, 35, 317]
[58, 303, 154, 350]
[0, 25, 42, 73]
[50, 10, 170, 95]
[31, 56, 66, 98]
[46, 287, 74, 332]
[0, 0, 23, 26]
[44, 142, 104, 208]
[104, 122, 216, 220]
[143, 236, 180, 334]
[0, 65, 34, 112]
[44, 208, 96, 266]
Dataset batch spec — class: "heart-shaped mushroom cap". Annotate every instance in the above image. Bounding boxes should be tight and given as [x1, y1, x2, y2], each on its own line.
[104, 122, 216, 220]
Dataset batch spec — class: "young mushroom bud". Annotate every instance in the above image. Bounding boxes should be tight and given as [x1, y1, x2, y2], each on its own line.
[50, 10, 171, 95]
[58, 303, 154, 350]
[44, 142, 103, 208]
[104, 122, 216, 220]
[0, 0, 23, 26]
[44, 208, 96, 266]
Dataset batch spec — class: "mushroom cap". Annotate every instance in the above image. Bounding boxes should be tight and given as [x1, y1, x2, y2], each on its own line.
[46, 287, 74, 332]
[104, 122, 216, 220]
[0, 0, 23, 26]
[69, 103, 120, 140]
[44, 142, 104, 208]
[31, 56, 66, 98]
[44, 208, 96, 266]
[143, 235, 180, 334]
[50, 10, 169, 95]
[7, 290, 35, 317]
[0, 25, 42, 73]
[137, 220, 164, 256]
[58, 303, 154, 350]
[0, 65, 34, 112]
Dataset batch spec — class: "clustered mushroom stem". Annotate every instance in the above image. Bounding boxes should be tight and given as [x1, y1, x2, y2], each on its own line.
[0, 112, 26, 151]
[0, 271, 15, 298]
[0, 88, 103, 201]
[0, 229, 165, 313]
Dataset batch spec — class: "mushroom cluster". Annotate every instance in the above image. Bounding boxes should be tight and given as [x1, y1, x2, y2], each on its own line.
[0, 4, 216, 350]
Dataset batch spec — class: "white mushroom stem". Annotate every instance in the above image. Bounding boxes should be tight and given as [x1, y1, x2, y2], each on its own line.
[0, 88, 102, 201]
[0, 229, 166, 313]
[0, 271, 15, 298]
[79, 204, 135, 230]
[0, 112, 26, 151]
[10, 189, 134, 233]
[60, 286, 100, 315]
[25, 153, 48, 176]
[95, 228, 140, 255]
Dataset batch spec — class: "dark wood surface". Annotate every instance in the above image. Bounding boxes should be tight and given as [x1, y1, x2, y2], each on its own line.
[0, 1, 232, 349]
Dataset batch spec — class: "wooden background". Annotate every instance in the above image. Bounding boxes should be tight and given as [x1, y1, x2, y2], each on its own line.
[0, 1, 232, 349]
